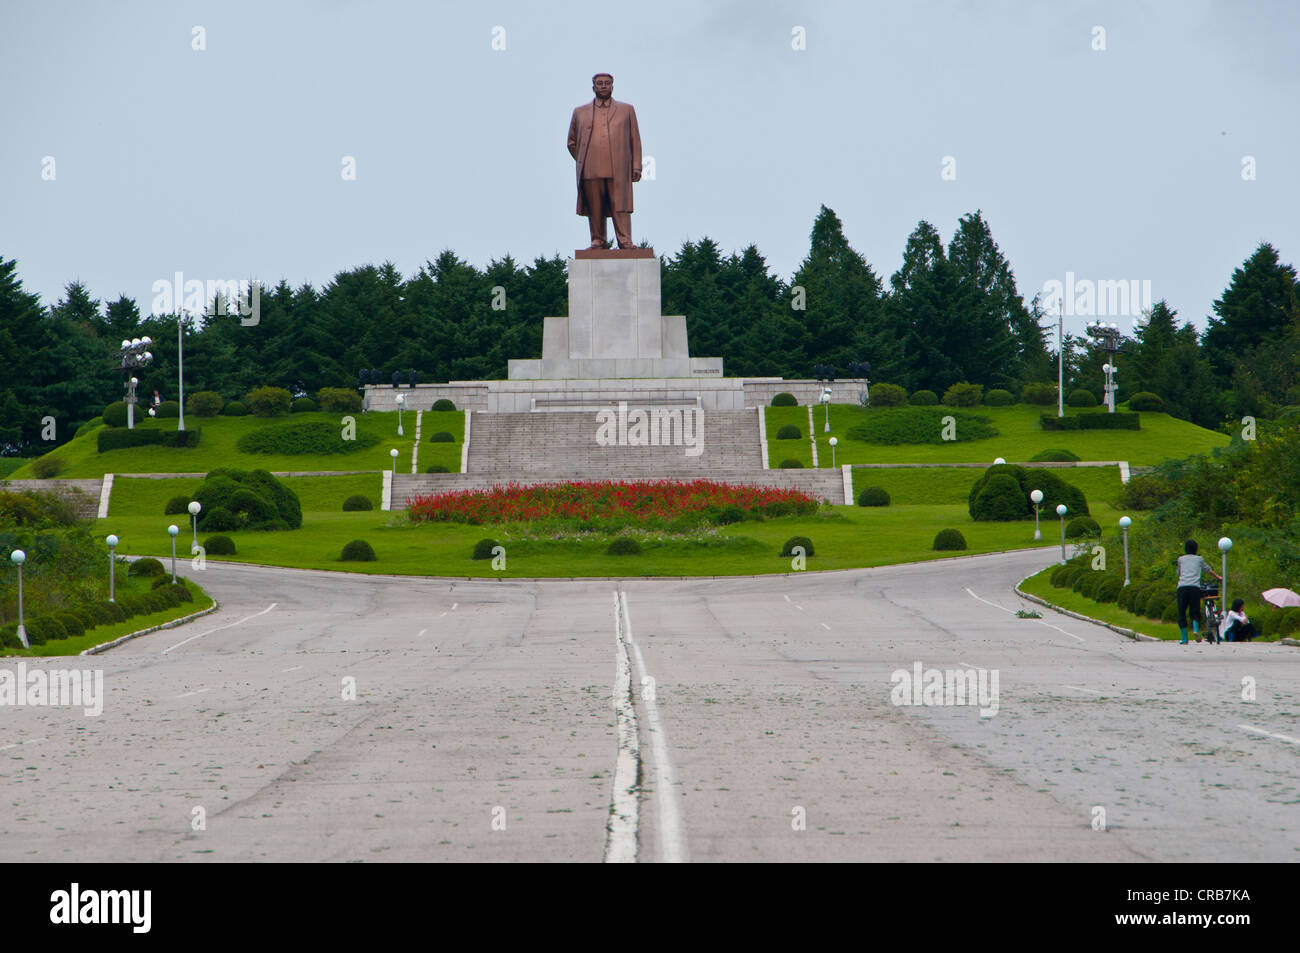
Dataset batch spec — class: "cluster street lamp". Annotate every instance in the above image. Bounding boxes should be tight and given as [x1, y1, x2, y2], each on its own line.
[828, 436, 838, 468]
[106, 534, 119, 602]
[118, 337, 154, 429]
[1086, 320, 1122, 413]
[1030, 489, 1044, 540]
[396, 392, 406, 436]
[1119, 516, 1132, 586]
[167, 525, 179, 584]
[10, 549, 28, 648]
[1056, 504, 1068, 564]
[188, 501, 201, 549]
[820, 387, 832, 433]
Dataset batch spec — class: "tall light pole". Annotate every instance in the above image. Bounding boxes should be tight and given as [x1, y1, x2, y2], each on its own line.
[390, 448, 399, 477]
[821, 387, 831, 433]
[396, 392, 406, 436]
[1030, 489, 1044, 540]
[168, 524, 179, 583]
[1119, 516, 1132, 586]
[1218, 537, 1233, 613]
[828, 436, 838, 468]
[10, 549, 28, 648]
[1057, 297, 1065, 419]
[106, 534, 119, 602]
[1056, 504, 1068, 564]
[188, 501, 201, 549]
[177, 310, 189, 431]
[119, 338, 153, 429]
[1086, 320, 1122, 413]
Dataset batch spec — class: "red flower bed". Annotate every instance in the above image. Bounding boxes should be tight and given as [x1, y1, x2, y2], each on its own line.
[407, 479, 819, 525]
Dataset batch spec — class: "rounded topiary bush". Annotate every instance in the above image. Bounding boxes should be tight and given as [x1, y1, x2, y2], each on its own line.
[156, 400, 180, 418]
[1128, 392, 1164, 412]
[30, 456, 65, 479]
[186, 390, 225, 417]
[291, 397, 319, 413]
[472, 538, 501, 560]
[780, 535, 814, 557]
[1067, 389, 1098, 408]
[1065, 515, 1101, 538]
[1030, 448, 1081, 462]
[432, 398, 457, 412]
[909, 389, 938, 406]
[229, 488, 277, 525]
[869, 383, 907, 407]
[317, 387, 362, 413]
[770, 392, 797, 407]
[151, 574, 178, 590]
[246, 386, 292, 417]
[203, 506, 237, 531]
[857, 486, 891, 507]
[1161, 600, 1181, 624]
[428, 431, 455, 443]
[1094, 577, 1122, 604]
[204, 534, 236, 555]
[223, 400, 250, 416]
[25, 616, 64, 643]
[778, 459, 804, 469]
[983, 388, 1015, 406]
[607, 537, 643, 556]
[1075, 572, 1102, 598]
[425, 463, 450, 473]
[1021, 382, 1058, 406]
[102, 401, 129, 427]
[340, 539, 376, 562]
[942, 382, 983, 407]
[164, 495, 191, 515]
[1144, 590, 1172, 619]
[342, 494, 373, 512]
[971, 474, 1027, 521]
[775, 424, 802, 440]
[128, 557, 166, 578]
[52, 612, 84, 638]
[933, 529, 967, 551]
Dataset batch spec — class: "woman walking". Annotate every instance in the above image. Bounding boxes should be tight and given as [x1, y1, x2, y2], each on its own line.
[1176, 540, 1221, 644]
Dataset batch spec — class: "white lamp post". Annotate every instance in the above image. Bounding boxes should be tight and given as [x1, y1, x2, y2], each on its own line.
[390, 448, 399, 477]
[106, 534, 119, 602]
[821, 387, 832, 433]
[177, 312, 188, 432]
[1056, 504, 1068, 564]
[396, 392, 406, 437]
[1030, 489, 1044, 540]
[167, 524, 179, 583]
[994, 457, 1006, 465]
[10, 549, 27, 648]
[828, 436, 838, 468]
[1218, 537, 1233, 612]
[1119, 516, 1132, 586]
[188, 501, 201, 549]
[127, 375, 139, 429]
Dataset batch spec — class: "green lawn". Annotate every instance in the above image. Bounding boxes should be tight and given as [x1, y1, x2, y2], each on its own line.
[1019, 565, 1182, 641]
[108, 474, 384, 519]
[98, 503, 1069, 578]
[764, 402, 1227, 467]
[850, 465, 1124, 514]
[6, 576, 215, 657]
[11, 410, 466, 478]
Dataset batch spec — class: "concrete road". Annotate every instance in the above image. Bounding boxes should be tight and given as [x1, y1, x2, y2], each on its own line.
[2, 550, 1296, 862]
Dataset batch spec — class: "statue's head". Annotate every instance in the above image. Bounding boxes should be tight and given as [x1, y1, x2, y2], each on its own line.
[592, 73, 613, 100]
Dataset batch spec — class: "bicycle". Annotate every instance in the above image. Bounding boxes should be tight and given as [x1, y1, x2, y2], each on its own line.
[1200, 584, 1222, 644]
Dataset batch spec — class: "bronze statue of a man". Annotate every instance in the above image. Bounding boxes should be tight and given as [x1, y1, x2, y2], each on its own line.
[567, 73, 642, 249]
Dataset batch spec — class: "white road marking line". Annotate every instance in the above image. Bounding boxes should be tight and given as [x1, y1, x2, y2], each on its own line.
[417, 629, 427, 638]
[1063, 684, 1104, 695]
[622, 590, 688, 864]
[819, 622, 831, 630]
[795, 604, 804, 611]
[281, 666, 302, 673]
[604, 591, 639, 864]
[174, 688, 211, 699]
[451, 603, 458, 611]
[783, 594, 791, 603]
[162, 603, 277, 654]
[438, 612, 447, 618]
[1239, 724, 1300, 747]
[1, 738, 45, 751]
[958, 661, 976, 669]
[965, 587, 1085, 642]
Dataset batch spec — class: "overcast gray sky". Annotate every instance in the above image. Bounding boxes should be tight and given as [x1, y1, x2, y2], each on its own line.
[3, 0, 1297, 338]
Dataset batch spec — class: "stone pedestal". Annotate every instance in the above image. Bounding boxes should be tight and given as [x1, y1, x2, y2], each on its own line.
[508, 249, 722, 380]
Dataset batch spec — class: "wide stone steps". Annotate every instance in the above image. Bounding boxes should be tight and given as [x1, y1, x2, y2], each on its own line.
[2, 479, 104, 519]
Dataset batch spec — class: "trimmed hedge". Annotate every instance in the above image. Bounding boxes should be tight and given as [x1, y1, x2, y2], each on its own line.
[472, 538, 501, 560]
[1128, 392, 1164, 412]
[342, 494, 373, 511]
[98, 427, 202, 452]
[291, 397, 319, 413]
[428, 431, 455, 443]
[1041, 412, 1140, 431]
[847, 407, 998, 445]
[128, 557, 166, 577]
[1094, 577, 1122, 603]
[1030, 448, 1080, 462]
[775, 425, 801, 440]
[983, 388, 1015, 406]
[971, 474, 1027, 521]
[942, 382, 983, 407]
[236, 421, 380, 455]
[340, 539, 376, 561]
[778, 459, 804, 469]
[194, 469, 302, 531]
[968, 464, 1089, 519]
[204, 534, 237, 555]
[164, 495, 191, 515]
[1065, 516, 1101, 538]
[156, 400, 180, 418]
[75, 417, 103, 436]
[186, 391, 225, 417]
[246, 386, 292, 417]
[780, 535, 814, 557]
[425, 463, 450, 473]
[1021, 382, 1057, 406]
[223, 400, 250, 416]
[431, 398, 457, 412]
[607, 537, 643, 556]
[102, 401, 129, 427]
[909, 389, 938, 406]
[770, 393, 798, 407]
[933, 529, 967, 551]
[869, 383, 907, 407]
[203, 506, 237, 531]
[1067, 389, 1098, 408]
[317, 387, 362, 413]
[857, 486, 891, 507]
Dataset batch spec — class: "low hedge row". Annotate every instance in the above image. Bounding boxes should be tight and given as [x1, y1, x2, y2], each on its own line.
[0, 583, 196, 649]
[1041, 412, 1140, 431]
[98, 427, 202, 452]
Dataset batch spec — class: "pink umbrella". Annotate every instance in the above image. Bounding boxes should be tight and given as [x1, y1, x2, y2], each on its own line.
[1261, 588, 1300, 608]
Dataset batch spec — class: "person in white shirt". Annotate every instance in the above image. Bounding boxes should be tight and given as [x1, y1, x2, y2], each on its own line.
[1175, 539, 1221, 644]
[1220, 599, 1257, 642]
